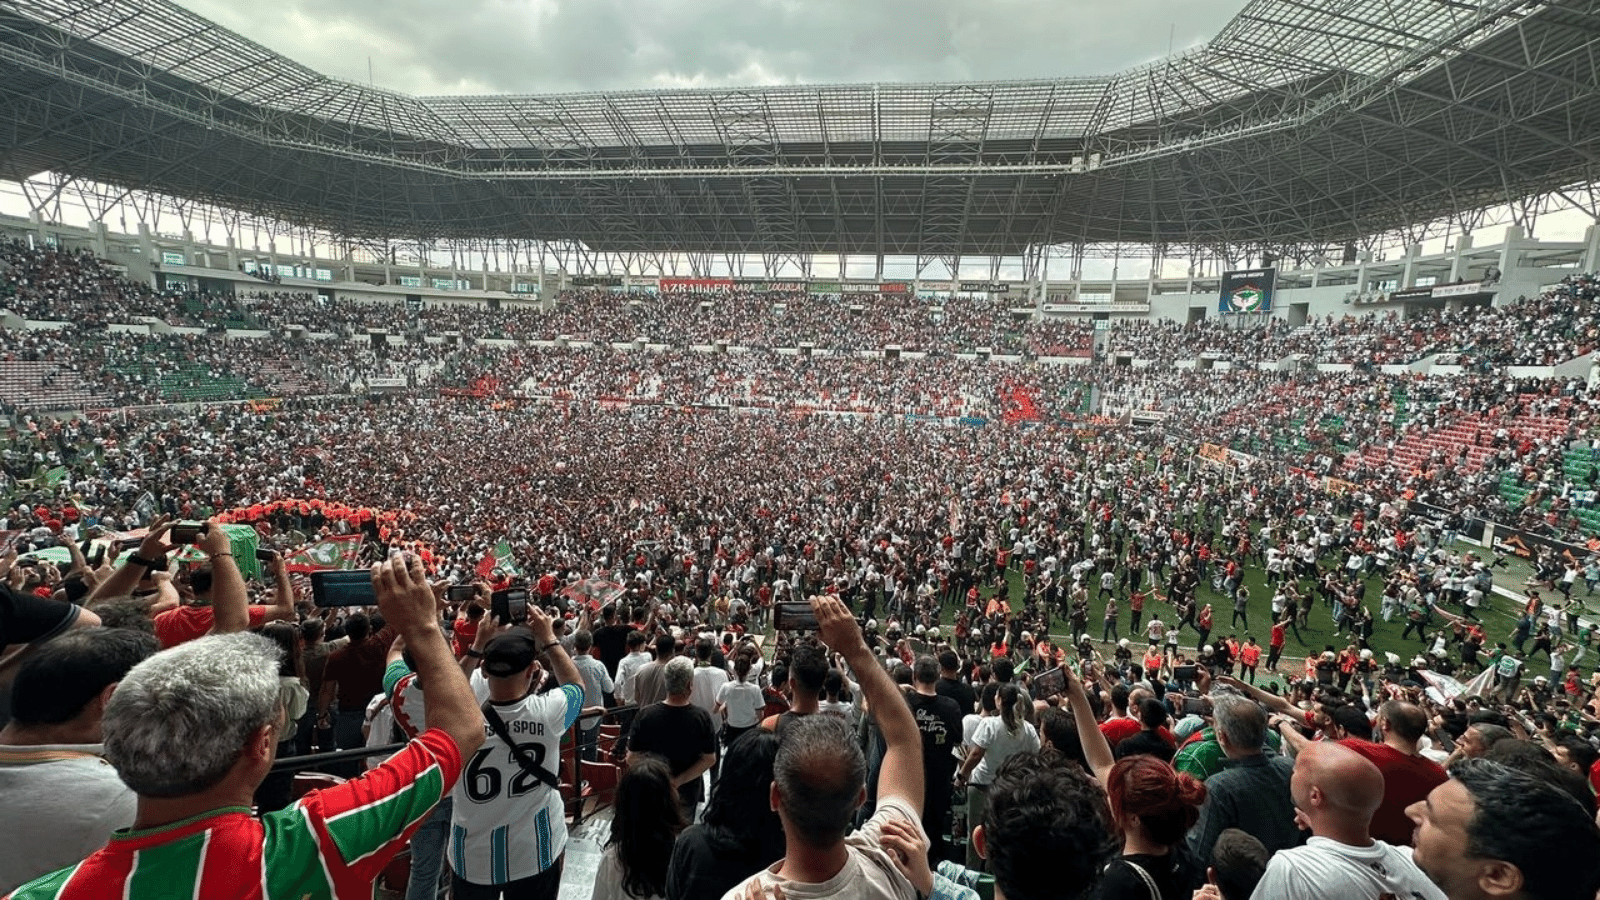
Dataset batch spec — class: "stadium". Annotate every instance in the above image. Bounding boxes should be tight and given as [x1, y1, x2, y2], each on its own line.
[2, 0, 1600, 898]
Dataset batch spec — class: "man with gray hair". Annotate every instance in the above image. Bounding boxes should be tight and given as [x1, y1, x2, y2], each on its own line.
[4, 553, 486, 900]
[721, 596, 925, 900]
[1187, 692, 1299, 865]
[628, 654, 718, 820]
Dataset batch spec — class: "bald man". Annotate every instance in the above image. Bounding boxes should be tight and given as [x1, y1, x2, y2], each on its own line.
[1250, 742, 1444, 900]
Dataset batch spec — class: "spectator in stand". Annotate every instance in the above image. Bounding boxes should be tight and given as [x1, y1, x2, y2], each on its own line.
[570, 629, 615, 762]
[317, 609, 398, 775]
[964, 751, 1118, 900]
[3, 554, 484, 900]
[721, 596, 925, 900]
[594, 754, 684, 900]
[957, 683, 1039, 868]
[450, 607, 585, 900]
[907, 654, 964, 864]
[665, 730, 784, 900]
[0, 628, 158, 893]
[1407, 758, 1600, 900]
[1250, 742, 1442, 900]
[1185, 694, 1298, 864]
[627, 657, 718, 822]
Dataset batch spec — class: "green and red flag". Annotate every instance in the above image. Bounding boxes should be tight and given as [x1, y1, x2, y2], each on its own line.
[284, 534, 365, 573]
[475, 540, 521, 579]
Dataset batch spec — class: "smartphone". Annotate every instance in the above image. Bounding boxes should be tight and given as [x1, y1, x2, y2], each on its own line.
[447, 584, 478, 604]
[1174, 665, 1198, 682]
[1032, 666, 1067, 699]
[169, 522, 206, 544]
[255, 548, 280, 563]
[774, 601, 819, 631]
[1183, 696, 1212, 717]
[116, 536, 142, 550]
[310, 570, 378, 607]
[491, 588, 530, 625]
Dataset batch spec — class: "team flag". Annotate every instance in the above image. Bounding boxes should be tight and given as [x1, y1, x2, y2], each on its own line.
[476, 540, 521, 579]
[284, 534, 365, 573]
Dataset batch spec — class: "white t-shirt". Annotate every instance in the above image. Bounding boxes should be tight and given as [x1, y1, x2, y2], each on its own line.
[691, 664, 731, 730]
[1249, 836, 1446, 900]
[719, 795, 924, 900]
[615, 650, 651, 704]
[449, 683, 585, 885]
[716, 679, 765, 729]
[970, 715, 1041, 786]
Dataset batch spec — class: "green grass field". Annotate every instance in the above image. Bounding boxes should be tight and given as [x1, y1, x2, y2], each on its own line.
[955, 544, 1590, 691]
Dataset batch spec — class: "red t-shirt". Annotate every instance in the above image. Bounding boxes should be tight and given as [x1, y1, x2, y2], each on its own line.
[1101, 718, 1176, 747]
[1270, 623, 1287, 648]
[153, 605, 268, 650]
[1240, 645, 1262, 666]
[1338, 738, 1446, 846]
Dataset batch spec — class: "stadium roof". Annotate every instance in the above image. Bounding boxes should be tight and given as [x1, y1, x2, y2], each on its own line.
[1, 0, 1598, 257]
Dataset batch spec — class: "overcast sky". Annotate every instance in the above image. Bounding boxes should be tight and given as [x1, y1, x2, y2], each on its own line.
[181, 0, 1246, 96]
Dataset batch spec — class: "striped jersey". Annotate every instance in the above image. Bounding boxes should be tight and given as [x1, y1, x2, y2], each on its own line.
[386, 662, 492, 740]
[3, 728, 463, 900]
[449, 684, 584, 886]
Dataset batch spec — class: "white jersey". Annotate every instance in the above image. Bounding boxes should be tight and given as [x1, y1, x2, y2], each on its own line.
[1249, 836, 1445, 900]
[449, 682, 585, 886]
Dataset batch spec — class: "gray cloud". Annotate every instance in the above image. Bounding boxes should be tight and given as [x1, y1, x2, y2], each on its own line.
[181, 0, 1244, 96]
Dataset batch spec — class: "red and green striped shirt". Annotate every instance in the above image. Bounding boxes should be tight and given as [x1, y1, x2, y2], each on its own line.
[4, 728, 463, 900]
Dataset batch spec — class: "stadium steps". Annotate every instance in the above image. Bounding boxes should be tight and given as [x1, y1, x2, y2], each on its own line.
[0, 359, 110, 410]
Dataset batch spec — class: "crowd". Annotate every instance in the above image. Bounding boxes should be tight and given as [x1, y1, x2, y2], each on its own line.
[9, 239, 1600, 370]
[4, 245, 1600, 900]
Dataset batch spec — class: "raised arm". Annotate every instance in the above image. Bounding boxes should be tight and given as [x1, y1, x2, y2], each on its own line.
[264, 552, 297, 623]
[815, 594, 923, 816]
[199, 521, 250, 635]
[1064, 662, 1115, 784]
[373, 554, 486, 757]
[1215, 674, 1296, 716]
[89, 515, 172, 603]
[525, 604, 583, 689]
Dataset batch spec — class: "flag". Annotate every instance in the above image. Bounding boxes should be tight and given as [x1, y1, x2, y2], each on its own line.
[284, 534, 365, 573]
[133, 491, 157, 522]
[476, 540, 521, 579]
[559, 576, 624, 608]
[43, 466, 67, 487]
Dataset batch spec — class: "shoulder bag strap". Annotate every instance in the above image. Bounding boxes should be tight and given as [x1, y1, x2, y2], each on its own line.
[482, 701, 561, 791]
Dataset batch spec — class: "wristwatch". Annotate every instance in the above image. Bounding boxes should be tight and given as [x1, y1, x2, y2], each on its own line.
[464, 649, 485, 659]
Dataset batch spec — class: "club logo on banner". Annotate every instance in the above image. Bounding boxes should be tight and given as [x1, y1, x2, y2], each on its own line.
[1219, 268, 1276, 314]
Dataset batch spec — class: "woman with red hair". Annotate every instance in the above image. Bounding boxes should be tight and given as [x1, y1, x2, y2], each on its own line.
[1061, 661, 1207, 900]
[1097, 755, 1206, 899]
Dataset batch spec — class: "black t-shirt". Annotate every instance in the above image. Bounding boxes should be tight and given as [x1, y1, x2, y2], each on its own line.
[936, 676, 977, 715]
[1096, 852, 1197, 900]
[907, 690, 964, 786]
[665, 821, 784, 900]
[629, 701, 718, 804]
[1115, 729, 1176, 763]
[592, 624, 632, 677]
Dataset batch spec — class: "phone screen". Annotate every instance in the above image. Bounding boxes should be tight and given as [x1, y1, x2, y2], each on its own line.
[310, 570, 378, 607]
[1032, 666, 1067, 699]
[774, 601, 819, 631]
[491, 588, 530, 624]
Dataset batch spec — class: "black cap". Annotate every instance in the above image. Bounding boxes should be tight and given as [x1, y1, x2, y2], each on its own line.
[482, 628, 538, 678]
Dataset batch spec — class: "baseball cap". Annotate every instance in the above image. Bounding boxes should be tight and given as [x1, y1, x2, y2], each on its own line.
[482, 628, 539, 677]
